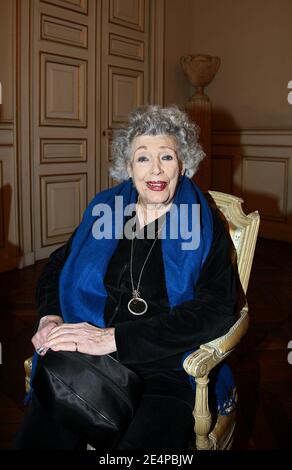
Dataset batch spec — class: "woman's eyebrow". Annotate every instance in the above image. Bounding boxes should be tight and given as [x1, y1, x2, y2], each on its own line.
[159, 146, 176, 150]
[134, 145, 176, 153]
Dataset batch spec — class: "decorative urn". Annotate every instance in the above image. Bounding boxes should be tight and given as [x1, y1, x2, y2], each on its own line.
[180, 54, 221, 100]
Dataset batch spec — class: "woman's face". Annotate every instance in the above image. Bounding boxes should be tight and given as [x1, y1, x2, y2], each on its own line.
[127, 135, 184, 207]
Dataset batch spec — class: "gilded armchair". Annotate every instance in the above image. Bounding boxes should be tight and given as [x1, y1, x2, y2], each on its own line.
[183, 190, 260, 450]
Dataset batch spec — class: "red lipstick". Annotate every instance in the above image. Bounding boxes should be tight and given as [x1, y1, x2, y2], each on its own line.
[146, 181, 168, 191]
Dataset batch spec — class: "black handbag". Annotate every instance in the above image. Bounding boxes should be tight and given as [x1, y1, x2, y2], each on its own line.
[32, 350, 142, 449]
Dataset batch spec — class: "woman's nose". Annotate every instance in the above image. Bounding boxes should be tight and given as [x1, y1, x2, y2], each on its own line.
[151, 157, 163, 175]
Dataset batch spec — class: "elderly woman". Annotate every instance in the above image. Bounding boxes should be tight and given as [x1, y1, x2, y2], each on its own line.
[14, 106, 242, 450]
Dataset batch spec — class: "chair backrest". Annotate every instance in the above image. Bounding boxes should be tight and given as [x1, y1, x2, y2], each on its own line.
[208, 191, 260, 294]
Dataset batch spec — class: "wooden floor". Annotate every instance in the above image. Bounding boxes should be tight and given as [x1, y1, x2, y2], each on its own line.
[0, 237, 291, 450]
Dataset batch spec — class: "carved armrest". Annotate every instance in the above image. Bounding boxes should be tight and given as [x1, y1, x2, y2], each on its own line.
[183, 305, 249, 378]
[183, 306, 249, 450]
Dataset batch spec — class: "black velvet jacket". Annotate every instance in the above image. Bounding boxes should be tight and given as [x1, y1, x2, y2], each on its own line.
[35, 204, 244, 404]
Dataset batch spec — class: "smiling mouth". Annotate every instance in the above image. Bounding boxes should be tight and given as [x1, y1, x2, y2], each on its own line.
[146, 181, 168, 191]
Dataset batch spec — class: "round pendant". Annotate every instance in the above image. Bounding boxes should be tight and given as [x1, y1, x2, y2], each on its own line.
[128, 297, 148, 315]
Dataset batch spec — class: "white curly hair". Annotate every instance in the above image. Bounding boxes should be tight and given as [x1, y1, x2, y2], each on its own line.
[109, 105, 205, 181]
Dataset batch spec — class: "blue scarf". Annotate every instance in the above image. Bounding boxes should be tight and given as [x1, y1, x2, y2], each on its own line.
[28, 176, 235, 415]
[59, 175, 213, 325]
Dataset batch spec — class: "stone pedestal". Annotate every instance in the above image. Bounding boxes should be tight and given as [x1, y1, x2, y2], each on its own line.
[185, 92, 212, 191]
[180, 54, 220, 192]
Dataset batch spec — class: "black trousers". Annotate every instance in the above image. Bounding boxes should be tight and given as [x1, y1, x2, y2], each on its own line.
[13, 392, 194, 451]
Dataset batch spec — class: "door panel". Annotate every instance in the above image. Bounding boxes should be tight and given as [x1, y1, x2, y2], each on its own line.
[32, 0, 97, 260]
[40, 173, 87, 245]
[109, 33, 145, 61]
[40, 53, 87, 126]
[109, 66, 144, 126]
[42, 0, 88, 15]
[41, 14, 88, 48]
[109, 0, 145, 31]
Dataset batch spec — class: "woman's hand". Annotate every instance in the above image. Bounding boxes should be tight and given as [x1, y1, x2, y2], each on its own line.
[43, 322, 117, 356]
[32, 315, 63, 355]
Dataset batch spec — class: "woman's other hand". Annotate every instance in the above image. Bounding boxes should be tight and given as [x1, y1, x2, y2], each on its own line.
[32, 315, 63, 355]
[43, 322, 117, 356]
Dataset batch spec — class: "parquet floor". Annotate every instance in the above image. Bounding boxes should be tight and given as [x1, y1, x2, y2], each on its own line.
[0, 238, 291, 450]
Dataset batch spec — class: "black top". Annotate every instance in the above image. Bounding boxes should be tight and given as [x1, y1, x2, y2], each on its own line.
[35, 204, 244, 406]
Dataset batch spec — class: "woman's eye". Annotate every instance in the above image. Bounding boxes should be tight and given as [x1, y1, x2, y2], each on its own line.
[161, 154, 174, 161]
[137, 155, 149, 162]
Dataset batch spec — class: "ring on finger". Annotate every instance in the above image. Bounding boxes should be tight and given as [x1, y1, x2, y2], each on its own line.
[36, 346, 45, 355]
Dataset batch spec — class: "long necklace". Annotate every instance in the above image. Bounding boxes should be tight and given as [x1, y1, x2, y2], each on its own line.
[127, 211, 162, 316]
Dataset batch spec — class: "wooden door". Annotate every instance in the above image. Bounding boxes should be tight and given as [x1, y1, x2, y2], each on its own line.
[12, 0, 164, 267]
[30, 0, 99, 260]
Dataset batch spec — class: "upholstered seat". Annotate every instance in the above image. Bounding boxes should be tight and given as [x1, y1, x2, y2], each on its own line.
[24, 190, 260, 450]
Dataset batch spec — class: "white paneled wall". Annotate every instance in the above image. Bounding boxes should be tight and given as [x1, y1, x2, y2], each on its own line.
[212, 130, 292, 242]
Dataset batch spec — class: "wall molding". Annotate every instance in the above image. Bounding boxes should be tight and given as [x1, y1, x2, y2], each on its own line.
[0, 129, 14, 146]
[212, 128, 292, 147]
[211, 128, 292, 242]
